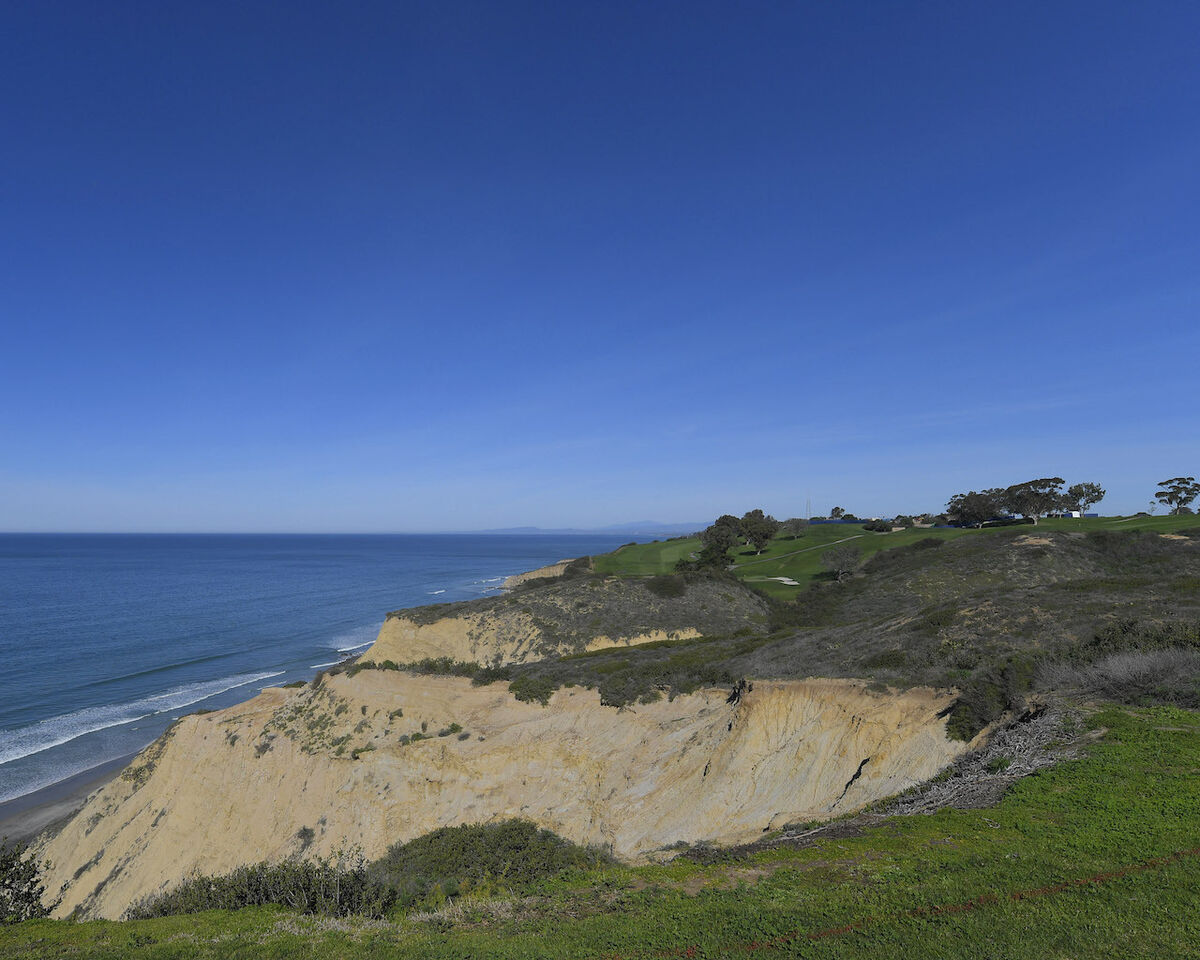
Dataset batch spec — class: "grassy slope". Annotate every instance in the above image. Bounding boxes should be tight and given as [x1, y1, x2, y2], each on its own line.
[594, 515, 1200, 599]
[498, 525, 1200, 713]
[6, 705, 1197, 958]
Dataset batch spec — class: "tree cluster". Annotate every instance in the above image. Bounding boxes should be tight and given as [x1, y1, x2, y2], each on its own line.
[946, 478, 1106, 527]
[695, 509, 781, 566]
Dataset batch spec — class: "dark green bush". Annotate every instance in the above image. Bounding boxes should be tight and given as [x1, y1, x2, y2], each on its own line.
[1083, 618, 1200, 655]
[946, 657, 1036, 741]
[126, 852, 394, 920]
[0, 839, 52, 923]
[508, 674, 558, 705]
[862, 649, 907, 669]
[369, 820, 612, 910]
[471, 663, 514, 685]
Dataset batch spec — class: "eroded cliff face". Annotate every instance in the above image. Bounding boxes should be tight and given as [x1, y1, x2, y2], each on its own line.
[366, 610, 700, 665]
[502, 560, 575, 590]
[366, 574, 768, 666]
[39, 674, 965, 920]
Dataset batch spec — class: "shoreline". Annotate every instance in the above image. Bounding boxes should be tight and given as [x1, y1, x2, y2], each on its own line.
[0, 753, 134, 845]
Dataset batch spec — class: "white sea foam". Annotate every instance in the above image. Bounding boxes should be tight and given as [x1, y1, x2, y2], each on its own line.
[0, 670, 284, 767]
[309, 661, 341, 669]
[428, 589, 446, 595]
[327, 624, 378, 653]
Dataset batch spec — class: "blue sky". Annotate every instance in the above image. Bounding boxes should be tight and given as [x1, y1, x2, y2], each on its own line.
[2, 2, 1197, 531]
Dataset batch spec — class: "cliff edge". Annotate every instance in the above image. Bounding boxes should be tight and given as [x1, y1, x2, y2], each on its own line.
[38, 673, 964, 919]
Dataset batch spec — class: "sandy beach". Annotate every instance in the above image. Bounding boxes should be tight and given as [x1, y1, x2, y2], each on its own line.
[0, 755, 133, 845]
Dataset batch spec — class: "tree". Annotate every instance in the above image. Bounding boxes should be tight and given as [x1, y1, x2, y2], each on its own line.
[697, 516, 740, 567]
[740, 509, 780, 554]
[1155, 477, 1200, 515]
[946, 490, 1002, 528]
[0, 839, 53, 922]
[1004, 478, 1065, 524]
[778, 517, 808, 539]
[1065, 482, 1105, 515]
[821, 545, 860, 582]
[830, 506, 845, 519]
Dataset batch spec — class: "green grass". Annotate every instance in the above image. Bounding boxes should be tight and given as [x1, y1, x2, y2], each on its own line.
[5, 705, 1198, 958]
[592, 537, 703, 576]
[594, 515, 1200, 599]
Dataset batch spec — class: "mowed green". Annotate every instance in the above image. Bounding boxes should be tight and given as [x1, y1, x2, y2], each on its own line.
[5, 705, 1198, 958]
[594, 514, 1200, 599]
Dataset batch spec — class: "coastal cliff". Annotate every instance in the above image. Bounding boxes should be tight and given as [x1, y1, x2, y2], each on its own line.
[367, 573, 771, 665]
[38, 673, 966, 920]
[501, 559, 576, 590]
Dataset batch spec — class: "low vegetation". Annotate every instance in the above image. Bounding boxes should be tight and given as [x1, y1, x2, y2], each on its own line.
[383, 570, 771, 655]
[124, 821, 611, 921]
[346, 522, 1200, 736]
[7, 508, 1199, 958]
[0, 840, 52, 923]
[6, 706, 1198, 958]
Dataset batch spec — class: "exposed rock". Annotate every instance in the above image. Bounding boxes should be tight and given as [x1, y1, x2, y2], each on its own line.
[370, 574, 770, 665]
[39, 674, 964, 919]
[502, 560, 576, 590]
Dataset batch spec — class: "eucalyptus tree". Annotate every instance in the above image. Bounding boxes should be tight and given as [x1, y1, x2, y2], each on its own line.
[1155, 477, 1200, 515]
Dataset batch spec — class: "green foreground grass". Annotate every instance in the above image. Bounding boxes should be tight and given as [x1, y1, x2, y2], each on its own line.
[6, 704, 1198, 958]
[594, 514, 1200, 599]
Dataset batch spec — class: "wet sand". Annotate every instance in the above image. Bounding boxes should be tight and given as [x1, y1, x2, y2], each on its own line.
[0, 755, 134, 845]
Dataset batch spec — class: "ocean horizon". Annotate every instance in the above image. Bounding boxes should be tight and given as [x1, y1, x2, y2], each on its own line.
[0, 532, 647, 805]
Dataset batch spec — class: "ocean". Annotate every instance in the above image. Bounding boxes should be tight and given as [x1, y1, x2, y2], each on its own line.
[0, 533, 643, 805]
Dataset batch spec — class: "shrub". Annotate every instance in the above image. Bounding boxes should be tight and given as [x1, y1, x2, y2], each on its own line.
[509, 674, 557, 705]
[1039, 649, 1200, 707]
[917, 606, 957, 634]
[1083, 618, 1200, 656]
[471, 663, 514, 686]
[126, 849, 395, 920]
[946, 657, 1036, 741]
[862, 537, 946, 574]
[368, 820, 613, 910]
[862, 520, 892, 533]
[0, 840, 53, 923]
[644, 575, 687, 599]
[862, 649, 907, 670]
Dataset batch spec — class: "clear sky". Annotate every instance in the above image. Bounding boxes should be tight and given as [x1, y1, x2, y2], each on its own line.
[2, 2, 1197, 532]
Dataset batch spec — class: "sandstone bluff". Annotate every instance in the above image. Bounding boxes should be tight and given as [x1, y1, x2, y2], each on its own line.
[37, 576, 970, 920]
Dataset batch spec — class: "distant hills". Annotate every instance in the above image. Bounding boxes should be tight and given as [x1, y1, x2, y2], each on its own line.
[477, 521, 704, 537]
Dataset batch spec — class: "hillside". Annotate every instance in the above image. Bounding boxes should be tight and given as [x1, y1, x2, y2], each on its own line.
[11, 519, 1200, 951]
[484, 525, 1200, 733]
[367, 571, 772, 665]
[7, 706, 1198, 958]
[35, 672, 964, 919]
[595, 513, 1200, 598]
